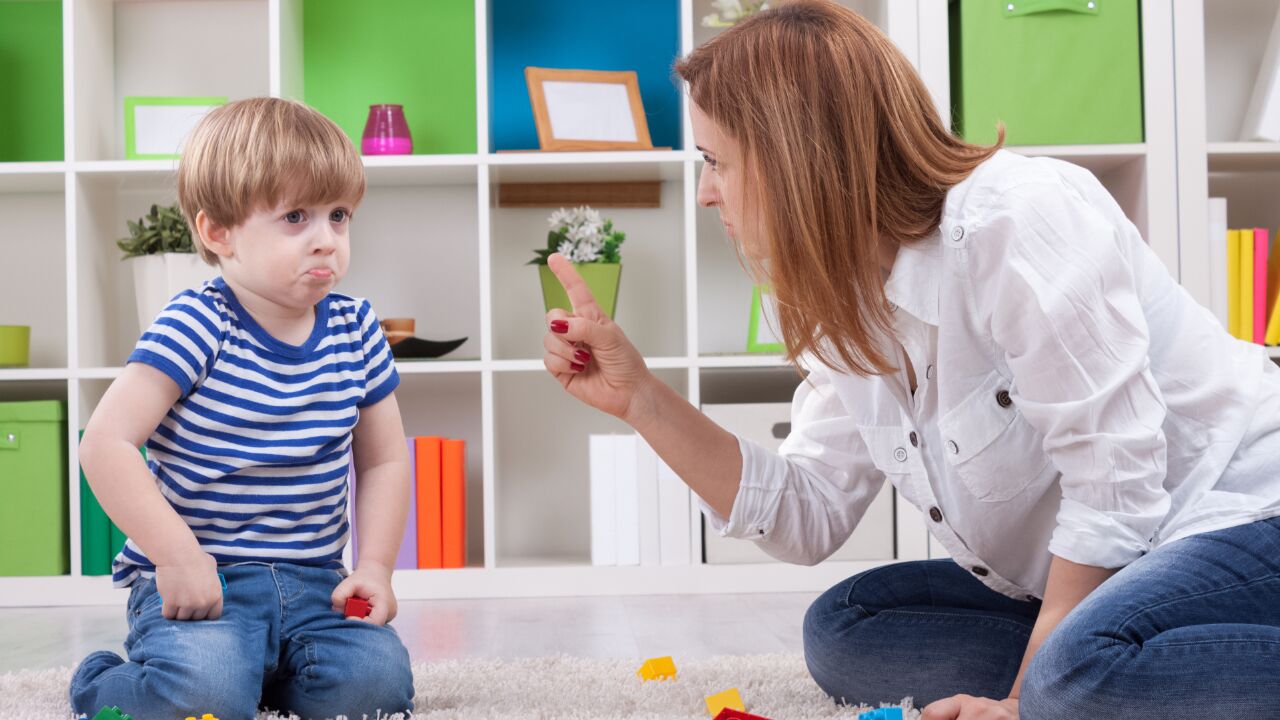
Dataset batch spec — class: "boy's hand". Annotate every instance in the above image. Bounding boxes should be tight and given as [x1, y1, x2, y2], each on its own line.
[154, 551, 223, 621]
[332, 563, 397, 626]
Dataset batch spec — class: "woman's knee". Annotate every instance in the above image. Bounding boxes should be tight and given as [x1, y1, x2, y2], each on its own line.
[1019, 623, 1117, 720]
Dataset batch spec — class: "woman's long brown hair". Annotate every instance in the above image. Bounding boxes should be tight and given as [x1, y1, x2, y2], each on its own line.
[676, 0, 1001, 375]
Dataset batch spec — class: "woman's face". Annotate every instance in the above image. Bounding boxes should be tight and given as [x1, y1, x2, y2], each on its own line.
[691, 103, 765, 260]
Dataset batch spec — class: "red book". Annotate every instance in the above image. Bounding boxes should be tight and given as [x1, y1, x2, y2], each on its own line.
[414, 436, 443, 569]
[442, 439, 467, 569]
[1255, 228, 1270, 344]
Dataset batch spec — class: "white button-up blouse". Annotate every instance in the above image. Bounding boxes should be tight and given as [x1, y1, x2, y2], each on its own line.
[701, 149, 1280, 599]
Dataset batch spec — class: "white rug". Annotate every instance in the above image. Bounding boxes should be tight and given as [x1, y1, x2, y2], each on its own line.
[0, 653, 917, 720]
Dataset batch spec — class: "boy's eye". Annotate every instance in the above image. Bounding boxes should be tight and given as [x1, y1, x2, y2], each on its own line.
[284, 210, 306, 224]
[330, 209, 349, 223]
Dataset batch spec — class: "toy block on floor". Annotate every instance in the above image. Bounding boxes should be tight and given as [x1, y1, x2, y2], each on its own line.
[705, 688, 745, 717]
[636, 655, 677, 682]
[858, 709, 904, 720]
[713, 708, 772, 720]
[92, 706, 132, 720]
[184, 715, 220, 720]
[344, 596, 372, 618]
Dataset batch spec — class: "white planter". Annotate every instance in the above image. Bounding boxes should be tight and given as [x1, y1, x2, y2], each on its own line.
[128, 253, 219, 332]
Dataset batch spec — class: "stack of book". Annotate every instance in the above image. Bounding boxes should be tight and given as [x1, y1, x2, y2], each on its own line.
[588, 434, 691, 567]
[1207, 198, 1280, 345]
[350, 436, 467, 570]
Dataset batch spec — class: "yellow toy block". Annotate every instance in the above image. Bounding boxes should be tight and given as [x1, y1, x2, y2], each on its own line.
[184, 715, 219, 720]
[706, 688, 745, 716]
[636, 655, 678, 682]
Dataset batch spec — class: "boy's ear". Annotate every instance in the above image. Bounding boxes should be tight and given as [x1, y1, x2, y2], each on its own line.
[195, 211, 233, 260]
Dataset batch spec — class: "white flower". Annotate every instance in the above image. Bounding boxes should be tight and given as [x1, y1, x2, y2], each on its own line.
[548, 208, 572, 230]
[544, 204, 616, 264]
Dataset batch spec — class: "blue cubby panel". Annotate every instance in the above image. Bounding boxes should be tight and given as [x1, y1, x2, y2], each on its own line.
[489, 0, 683, 152]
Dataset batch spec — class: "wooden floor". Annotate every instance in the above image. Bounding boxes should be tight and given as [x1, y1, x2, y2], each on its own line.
[0, 592, 818, 674]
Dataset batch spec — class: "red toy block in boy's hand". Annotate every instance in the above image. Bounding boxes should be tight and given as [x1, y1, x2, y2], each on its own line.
[713, 709, 772, 720]
[343, 597, 372, 618]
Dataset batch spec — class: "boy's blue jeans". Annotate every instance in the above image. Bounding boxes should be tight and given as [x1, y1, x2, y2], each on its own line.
[803, 516, 1280, 718]
[69, 562, 414, 720]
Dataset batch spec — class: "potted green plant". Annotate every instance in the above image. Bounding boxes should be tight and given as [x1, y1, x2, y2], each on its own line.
[530, 206, 625, 319]
[118, 202, 218, 332]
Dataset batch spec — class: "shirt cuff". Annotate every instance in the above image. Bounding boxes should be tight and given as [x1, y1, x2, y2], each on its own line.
[696, 434, 787, 540]
[1048, 497, 1154, 568]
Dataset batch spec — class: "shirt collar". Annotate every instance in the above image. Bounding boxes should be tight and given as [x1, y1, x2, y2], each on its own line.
[882, 228, 942, 326]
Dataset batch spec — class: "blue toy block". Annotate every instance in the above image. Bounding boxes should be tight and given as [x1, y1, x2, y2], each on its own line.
[858, 709, 903, 720]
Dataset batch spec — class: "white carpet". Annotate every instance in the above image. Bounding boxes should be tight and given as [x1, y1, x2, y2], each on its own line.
[0, 653, 917, 720]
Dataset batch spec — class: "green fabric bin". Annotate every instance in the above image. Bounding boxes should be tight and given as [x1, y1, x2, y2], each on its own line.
[950, 0, 1144, 145]
[0, 400, 68, 576]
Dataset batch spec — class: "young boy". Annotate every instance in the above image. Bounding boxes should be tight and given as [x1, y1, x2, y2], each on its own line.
[71, 97, 415, 719]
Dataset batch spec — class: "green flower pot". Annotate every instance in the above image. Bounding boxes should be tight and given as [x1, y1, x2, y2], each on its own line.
[538, 263, 621, 320]
[0, 325, 30, 367]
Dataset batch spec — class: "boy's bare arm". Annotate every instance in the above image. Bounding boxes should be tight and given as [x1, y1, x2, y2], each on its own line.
[348, 392, 412, 575]
[79, 363, 204, 566]
[80, 363, 223, 620]
[335, 392, 410, 624]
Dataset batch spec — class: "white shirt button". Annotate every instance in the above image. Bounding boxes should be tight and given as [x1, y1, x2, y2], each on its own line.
[947, 440, 959, 455]
[893, 447, 908, 462]
[951, 226, 965, 241]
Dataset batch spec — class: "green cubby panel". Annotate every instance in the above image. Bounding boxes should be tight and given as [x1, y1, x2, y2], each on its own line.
[0, 1, 64, 162]
[303, 0, 477, 155]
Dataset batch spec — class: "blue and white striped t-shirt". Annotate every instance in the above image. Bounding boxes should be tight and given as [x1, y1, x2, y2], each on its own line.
[111, 276, 399, 588]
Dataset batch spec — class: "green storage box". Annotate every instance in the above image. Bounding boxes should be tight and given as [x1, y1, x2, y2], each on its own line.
[0, 400, 68, 576]
[950, 0, 1144, 145]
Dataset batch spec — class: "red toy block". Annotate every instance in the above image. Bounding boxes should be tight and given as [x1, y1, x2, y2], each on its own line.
[714, 709, 772, 720]
[344, 596, 372, 618]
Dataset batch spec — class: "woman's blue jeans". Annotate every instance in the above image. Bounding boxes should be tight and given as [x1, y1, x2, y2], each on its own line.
[803, 516, 1280, 718]
[69, 562, 414, 720]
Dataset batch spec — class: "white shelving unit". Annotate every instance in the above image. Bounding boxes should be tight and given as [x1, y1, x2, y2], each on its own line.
[0, 0, 934, 608]
[0, 0, 1200, 607]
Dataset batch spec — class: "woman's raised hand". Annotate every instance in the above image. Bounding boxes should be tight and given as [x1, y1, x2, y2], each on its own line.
[542, 253, 653, 421]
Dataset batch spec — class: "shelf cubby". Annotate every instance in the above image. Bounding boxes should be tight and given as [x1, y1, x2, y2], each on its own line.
[280, 0, 478, 156]
[492, 367, 688, 569]
[0, 190, 67, 370]
[487, 0, 683, 153]
[72, 0, 270, 162]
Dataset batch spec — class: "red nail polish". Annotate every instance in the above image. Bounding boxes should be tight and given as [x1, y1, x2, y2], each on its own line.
[570, 361, 585, 372]
[574, 350, 591, 363]
[550, 320, 569, 334]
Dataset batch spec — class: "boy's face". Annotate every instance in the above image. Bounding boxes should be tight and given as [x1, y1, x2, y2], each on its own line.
[219, 198, 355, 310]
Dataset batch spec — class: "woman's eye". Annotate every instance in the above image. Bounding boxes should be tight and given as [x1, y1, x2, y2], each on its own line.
[330, 209, 348, 223]
[284, 210, 305, 224]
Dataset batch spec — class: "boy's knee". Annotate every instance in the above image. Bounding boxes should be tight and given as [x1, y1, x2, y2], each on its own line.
[70, 650, 260, 720]
[297, 630, 415, 716]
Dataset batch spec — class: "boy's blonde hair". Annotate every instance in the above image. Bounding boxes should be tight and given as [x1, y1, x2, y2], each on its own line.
[177, 97, 366, 265]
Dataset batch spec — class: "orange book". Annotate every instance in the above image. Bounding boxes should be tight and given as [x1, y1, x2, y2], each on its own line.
[414, 436, 443, 569]
[442, 439, 467, 569]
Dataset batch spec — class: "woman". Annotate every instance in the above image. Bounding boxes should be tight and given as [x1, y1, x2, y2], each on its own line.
[541, 2, 1280, 718]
